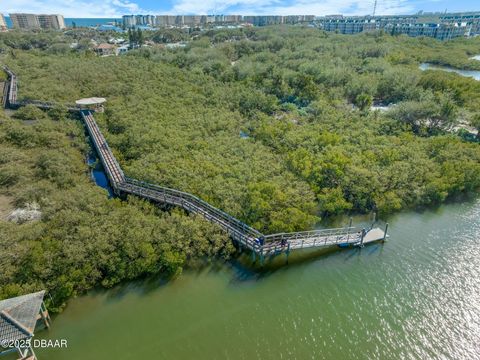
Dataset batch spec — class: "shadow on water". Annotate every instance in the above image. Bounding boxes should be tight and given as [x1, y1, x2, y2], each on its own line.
[94, 195, 478, 299]
[87, 151, 114, 197]
[319, 192, 478, 232]
[75, 270, 176, 308]
[74, 124, 477, 310]
[226, 240, 387, 283]
[72, 239, 387, 310]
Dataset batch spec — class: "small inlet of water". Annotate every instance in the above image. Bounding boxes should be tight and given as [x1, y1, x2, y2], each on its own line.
[419, 62, 480, 81]
[87, 153, 114, 197]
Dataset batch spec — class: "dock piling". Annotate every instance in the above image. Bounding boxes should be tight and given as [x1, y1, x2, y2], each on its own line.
[360, 228, 366, 247]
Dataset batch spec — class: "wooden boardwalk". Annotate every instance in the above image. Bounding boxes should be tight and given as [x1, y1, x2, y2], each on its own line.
[2, 67, 389, 261]
[5, 67, 17, 106]
[81, 111, 125, 185]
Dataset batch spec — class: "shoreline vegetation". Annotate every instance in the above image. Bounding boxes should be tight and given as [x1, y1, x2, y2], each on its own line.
[1, 27, 479, 310]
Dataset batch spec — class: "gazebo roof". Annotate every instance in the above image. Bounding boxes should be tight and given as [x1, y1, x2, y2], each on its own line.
[75, 97, 107, 106]
[0, 291, 45, 344]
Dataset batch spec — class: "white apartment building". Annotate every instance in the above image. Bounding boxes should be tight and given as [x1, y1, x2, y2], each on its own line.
[0, 13, 7, 30]
[10, 13, 65, 29]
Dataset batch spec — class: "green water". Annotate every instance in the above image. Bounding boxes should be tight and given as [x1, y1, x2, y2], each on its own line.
[33, 200, 480, 360]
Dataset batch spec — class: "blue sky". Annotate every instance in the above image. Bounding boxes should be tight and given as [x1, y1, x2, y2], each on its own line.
[1, 0, 479, 18]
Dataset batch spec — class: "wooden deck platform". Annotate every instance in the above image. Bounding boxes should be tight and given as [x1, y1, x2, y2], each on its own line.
[363, 227, 388, 244]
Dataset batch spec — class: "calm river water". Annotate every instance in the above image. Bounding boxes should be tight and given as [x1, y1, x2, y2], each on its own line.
[31, 199, 480, 360]
[420, 62, 480, 80]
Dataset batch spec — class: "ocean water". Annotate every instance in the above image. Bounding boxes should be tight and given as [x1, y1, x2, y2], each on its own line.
[4, 17, 121, 28]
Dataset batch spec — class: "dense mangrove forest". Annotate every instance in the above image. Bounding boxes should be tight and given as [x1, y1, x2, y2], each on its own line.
[1, 26, 479, 308]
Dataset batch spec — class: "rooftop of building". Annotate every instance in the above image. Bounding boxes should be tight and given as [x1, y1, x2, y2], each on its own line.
[95, 43, 115, 50]
[0, 291, 46, 344]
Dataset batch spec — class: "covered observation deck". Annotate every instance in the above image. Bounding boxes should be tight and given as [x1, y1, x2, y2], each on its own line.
[75, 97, 106, 112]
[0, 291, 51, 360]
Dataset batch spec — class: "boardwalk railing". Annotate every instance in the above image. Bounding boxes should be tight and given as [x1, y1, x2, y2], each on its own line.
[265, 227, 362, 245]
[125, 178, 261, 235]
[2, 66, 78, 110]
[119, 178, 263, 250]
[2, 66, 388, 260]
[81, 110, 125, 186]
[4, 66, 17, 106]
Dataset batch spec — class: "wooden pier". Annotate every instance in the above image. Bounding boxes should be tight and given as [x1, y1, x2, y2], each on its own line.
[2, 67, 389, 262]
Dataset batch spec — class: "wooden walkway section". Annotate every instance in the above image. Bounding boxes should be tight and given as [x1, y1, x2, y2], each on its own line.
[81, 111, 125, 185]
[2, 67, 389, 262]
[0, 81, 7, 108]
[4, 67, 17, 107]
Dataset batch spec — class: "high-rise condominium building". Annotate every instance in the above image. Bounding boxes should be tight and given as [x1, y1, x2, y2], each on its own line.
[183, 15, 204, 26]
[10, 13, 39, 29]
[0, 13, 7, 30]
[243, 16, 285, 26]
[223, 15, 242, 23]
[37, 14, 66, 29]
[155, 15, 173, 26]
[123, 14, 156, 28]
[10, 13, 65, 29]
[123, 15, 136, 27]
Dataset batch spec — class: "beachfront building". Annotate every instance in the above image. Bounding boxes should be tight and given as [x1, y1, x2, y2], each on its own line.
[243, 16, 284, 26]
[10, 13, 39, 29]
[223, 15, 243, 23]
[155, 15, 175, 26]
[0, 14, 7, 31]
[321, 18, 377, 34]
[155, 15, 220, 27]
[317, 15, 470, 40]
[122, 15, 136, 28]
[441, 12, 480, 35]
[37, 14, 66, 29]
[242, 15, 314, 26]
[183, 15, 204, 26]
[136, 15, 155, 26]
[385, 22, 469, 40]
[10, 13, 65, 30]
[284, 15, 315, 24]
[123, 14, 155, 28]
[137, 14, 313, 28]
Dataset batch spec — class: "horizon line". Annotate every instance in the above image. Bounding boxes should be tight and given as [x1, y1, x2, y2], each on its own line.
[3, 10, 480, 19]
